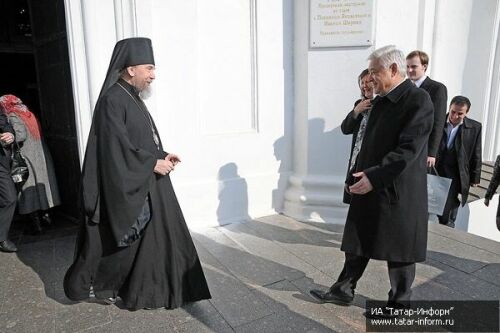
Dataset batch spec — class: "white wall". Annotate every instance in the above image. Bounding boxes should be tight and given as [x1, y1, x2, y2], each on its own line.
[147, 0, 293, 227]
[283, 0, 428, 223]
[65, 0, 500, 229]
[455, 195, 500, 242]
[433, 0, 500, 160]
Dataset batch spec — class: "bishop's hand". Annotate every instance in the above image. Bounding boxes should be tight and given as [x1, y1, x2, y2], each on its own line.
[166, 153, 181, 166]
[154, 159, 174, 175]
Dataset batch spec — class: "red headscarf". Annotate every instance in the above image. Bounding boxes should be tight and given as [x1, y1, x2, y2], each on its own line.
[0, 94, 41, 140]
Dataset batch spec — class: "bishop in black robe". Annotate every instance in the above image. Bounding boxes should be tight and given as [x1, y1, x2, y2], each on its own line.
[64, 38, 211, 310]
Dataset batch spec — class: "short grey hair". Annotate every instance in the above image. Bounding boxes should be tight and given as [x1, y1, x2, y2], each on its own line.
[368, 45, 407, 77]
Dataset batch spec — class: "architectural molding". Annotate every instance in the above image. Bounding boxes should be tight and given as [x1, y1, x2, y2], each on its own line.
[250, 0, 259, 132]
[63, 0, 92, 164]
[113, 0, 138, 39]
[283, 175, 348, 223]
[282, 0, 349, 224]
[483, 1, 500, 160]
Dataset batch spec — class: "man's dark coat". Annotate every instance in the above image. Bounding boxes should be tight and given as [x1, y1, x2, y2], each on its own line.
[341, 79, 434, 263]
[420, 77, 447, 157]
[437, 116, 482, 205]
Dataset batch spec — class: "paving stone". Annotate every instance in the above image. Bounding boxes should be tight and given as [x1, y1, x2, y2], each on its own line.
[55, 301, 112, 332]
[193, 228, 301, 287]
[108, 299, 222, 332]
[172, 311, 234, 333]
[429, 223, 500, 255]
[0, 311, 55, 333]
[219, 222, 312, 279]
[241, 219, 344, 274]
[234, 313, 335, 333]
[0, 214, 499, 333]
[472, 263, 500, 287]
[427, 233, 500, 273]
[249, 279, 366, 333]
[249, 217, 344, 248]
[191, 235, 273, 328]
[417, 258, 500, 300]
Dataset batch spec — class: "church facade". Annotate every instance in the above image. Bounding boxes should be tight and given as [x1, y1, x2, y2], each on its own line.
[63, 0, 500, 228]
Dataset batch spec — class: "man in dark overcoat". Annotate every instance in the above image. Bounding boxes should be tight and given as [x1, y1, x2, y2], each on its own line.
[406, 50, 448, 168]
[436, 96, 482, 228]
[0, 105, 17, 252]
[311, 45, 433, 315]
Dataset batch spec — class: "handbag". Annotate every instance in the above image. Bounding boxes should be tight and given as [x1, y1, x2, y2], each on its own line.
[427, 167, 452, 215]
[10, 141, 29, 190]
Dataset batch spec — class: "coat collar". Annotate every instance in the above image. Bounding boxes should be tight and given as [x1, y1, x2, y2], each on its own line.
[419, 76, 431, 89]
[384, 79, 413, 104]
[444, 115, 473, 129]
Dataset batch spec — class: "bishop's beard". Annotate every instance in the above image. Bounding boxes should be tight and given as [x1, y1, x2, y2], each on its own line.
[139, 84, 153, 100]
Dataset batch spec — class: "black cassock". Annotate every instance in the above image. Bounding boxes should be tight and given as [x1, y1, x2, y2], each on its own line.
[64, 79, 211, 310]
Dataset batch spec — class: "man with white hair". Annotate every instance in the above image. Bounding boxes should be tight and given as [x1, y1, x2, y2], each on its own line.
[311, 45, 433, 316]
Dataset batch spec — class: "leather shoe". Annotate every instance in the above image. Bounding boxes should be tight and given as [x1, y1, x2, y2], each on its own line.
[310, 289, 353, 306]
[0, 240, 18, 252]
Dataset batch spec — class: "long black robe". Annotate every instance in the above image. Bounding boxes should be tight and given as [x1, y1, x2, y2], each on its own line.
[64, 80, 211, 310]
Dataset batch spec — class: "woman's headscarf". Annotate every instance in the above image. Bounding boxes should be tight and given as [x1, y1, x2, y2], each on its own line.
[0, 94, 41, 140]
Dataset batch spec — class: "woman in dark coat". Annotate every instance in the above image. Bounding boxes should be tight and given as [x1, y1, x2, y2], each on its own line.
[341, 69, 374, 204]
[484, 155, 500, 230]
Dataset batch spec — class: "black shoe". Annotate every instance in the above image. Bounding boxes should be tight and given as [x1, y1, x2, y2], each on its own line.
[445, 221, 455, 228]
[309, 289, 353, 306]
[102, 297, 117, 305]
[0, 240, 18, 252]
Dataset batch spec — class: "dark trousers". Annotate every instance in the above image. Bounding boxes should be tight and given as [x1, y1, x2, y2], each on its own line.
[331, 253, 416, 306]
[438, 176, 461, 227]
[0, 158, 17, 241]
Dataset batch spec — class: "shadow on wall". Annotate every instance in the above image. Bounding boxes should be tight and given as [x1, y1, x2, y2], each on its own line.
[272, 135, 289, 213]
[216, 163, 250, 225]
[273, 117, 351, 223]
[308, 118, 350, 176]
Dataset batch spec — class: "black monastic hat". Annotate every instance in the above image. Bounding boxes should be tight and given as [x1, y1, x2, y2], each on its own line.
[98, 37, 155, 98]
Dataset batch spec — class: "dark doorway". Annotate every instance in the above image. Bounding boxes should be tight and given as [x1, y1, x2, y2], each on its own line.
[0, 0, 80, 224]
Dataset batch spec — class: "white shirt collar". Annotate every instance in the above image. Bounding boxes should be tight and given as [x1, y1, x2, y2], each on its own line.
[380, 78, 405, 97]
[413, 75, 427, 88]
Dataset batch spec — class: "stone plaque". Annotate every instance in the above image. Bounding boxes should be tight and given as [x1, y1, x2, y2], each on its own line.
[310, 0, 374, 48]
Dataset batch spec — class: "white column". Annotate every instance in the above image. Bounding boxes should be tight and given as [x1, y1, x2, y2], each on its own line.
[114, 0, 138, 39]
[483, 3, 500, 160]
[282, 0, 348, 224]
[64, 0, 117, 163]
[64, 0, 91, 163]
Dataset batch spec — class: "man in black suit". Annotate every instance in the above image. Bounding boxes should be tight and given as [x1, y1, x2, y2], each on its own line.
[406, 50, 448, 168]
[310, 45, 433, 317]
[0, 105, 18, 252]
[436, 96, 482, 228]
